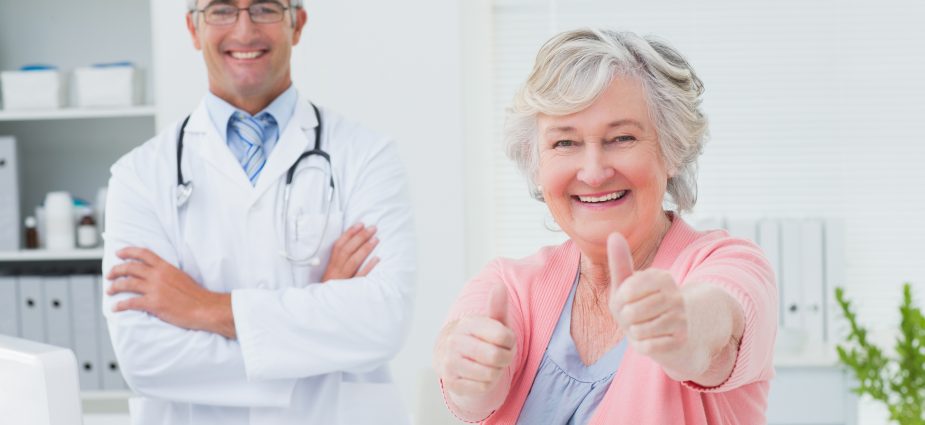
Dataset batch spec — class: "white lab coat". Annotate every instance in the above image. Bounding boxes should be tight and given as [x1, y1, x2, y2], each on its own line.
[102, 94, 416, 425]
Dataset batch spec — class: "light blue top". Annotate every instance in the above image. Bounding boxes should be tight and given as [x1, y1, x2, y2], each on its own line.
[516, 273, 628, 425]
[204, 85, 298, 160]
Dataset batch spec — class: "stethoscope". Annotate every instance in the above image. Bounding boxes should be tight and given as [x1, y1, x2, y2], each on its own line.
[175, 103, 334, 266]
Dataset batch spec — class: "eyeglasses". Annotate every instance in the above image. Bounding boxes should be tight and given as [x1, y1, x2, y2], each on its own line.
[195, 2, 291, 26]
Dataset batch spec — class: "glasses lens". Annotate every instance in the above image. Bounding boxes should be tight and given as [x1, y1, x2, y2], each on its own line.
[249, 3, 285, 23]
[204, 4, 238, 25]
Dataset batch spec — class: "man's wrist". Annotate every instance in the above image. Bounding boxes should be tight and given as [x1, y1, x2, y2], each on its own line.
[199, 291, 237, 339]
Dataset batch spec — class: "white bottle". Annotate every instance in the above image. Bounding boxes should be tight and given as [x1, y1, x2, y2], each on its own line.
[77, 215, 98, 248]
[44, 191, 75, 250]
[34, 206, 46, 248]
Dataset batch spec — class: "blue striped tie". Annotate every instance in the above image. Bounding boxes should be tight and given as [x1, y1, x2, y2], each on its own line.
[230, 112, 273, 185]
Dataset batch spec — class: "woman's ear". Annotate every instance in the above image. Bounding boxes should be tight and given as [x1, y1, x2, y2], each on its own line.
[666, 158, 679, 178]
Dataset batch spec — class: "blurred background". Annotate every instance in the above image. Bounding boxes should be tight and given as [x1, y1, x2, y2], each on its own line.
[0, 0, 922, 424]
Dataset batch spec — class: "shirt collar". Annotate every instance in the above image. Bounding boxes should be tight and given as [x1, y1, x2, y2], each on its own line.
[204, 85, 299, 141]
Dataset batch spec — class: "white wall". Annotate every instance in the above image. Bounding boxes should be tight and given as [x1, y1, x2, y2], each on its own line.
[292, 2, 466, 420]
[151, 0, 467, 421]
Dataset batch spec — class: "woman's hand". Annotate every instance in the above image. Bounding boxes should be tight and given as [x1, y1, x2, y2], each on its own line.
[434, 283, 516, 419]
[606, 233, 704, 381]
[606, 233, 744, 385]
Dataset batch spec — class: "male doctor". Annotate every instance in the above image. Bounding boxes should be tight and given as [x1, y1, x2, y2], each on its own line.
[102, 0, 416, 424]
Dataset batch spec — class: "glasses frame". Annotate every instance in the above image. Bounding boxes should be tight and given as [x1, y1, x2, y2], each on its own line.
[193, 1, 294, 26]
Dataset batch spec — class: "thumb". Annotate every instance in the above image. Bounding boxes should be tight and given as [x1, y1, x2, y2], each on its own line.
[487, 282, 510, 326]
[607, 232, 635, 292]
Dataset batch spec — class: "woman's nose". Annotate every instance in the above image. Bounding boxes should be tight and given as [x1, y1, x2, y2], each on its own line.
[575, 148, 615, 187]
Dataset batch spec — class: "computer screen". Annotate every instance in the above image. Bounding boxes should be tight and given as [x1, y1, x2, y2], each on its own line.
[0, 335, 83, 425]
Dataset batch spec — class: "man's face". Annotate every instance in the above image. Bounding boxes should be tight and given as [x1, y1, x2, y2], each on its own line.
[186, 0, 307, 102]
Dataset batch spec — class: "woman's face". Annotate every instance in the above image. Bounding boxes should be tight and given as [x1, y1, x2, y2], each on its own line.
[536, 76, 670, 256]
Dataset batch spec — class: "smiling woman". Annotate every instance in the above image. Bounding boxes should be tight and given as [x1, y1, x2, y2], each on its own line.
[434, 28, 778, 424]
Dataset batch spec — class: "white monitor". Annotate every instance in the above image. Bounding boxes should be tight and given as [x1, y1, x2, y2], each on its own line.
[0, 335, 83, 425]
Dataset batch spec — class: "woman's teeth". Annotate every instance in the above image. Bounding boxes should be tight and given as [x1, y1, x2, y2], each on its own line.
[577, 191, 627, 203]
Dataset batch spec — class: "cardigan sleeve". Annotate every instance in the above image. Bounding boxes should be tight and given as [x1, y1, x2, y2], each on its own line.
[679, 237, 778, 393]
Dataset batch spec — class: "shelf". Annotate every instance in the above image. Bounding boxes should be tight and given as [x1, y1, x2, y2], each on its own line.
[82, 391, 131, 419]
[0, 249, 103, 262]
[81, 390, 132, 401]
[0, 106, 155, 122]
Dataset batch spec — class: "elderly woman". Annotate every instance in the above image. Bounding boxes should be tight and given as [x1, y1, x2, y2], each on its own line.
[434, 28, 777, 424]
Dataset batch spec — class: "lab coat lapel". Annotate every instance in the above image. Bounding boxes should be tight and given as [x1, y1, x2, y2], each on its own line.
[252, 96, 319, 199]
[183, 101, 254, 192]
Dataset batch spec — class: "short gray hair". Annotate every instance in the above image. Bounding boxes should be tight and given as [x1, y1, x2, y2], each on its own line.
[504, 28, 708, 213]
[186, 0, 304, 11]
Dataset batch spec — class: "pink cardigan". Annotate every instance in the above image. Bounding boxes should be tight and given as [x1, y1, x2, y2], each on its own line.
[444, 217, 778, 424]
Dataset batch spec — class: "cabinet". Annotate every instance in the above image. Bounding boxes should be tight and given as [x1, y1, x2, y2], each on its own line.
[0, 0, 159, 418]
[768, 355, 859, 425]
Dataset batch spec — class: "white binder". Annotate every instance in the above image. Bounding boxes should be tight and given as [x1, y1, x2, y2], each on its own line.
[69, 274, 102, 390]
[0, 136, 20, 251]
[43, 276, 72, 350]
[757, 220, 782, 324]
[0, 275, 19, 336]
[800, 220, 826, 347]
[779, 219, 804, 331]
[824, 219, 846, 343]
[98, 275, 127, 390]
[17, 276, 46, 342]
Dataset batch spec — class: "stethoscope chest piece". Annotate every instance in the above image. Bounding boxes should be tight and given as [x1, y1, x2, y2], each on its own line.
[177, 182, 193, 207]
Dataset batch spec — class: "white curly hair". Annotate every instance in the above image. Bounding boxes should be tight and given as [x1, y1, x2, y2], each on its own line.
[504, 28, 709, 212]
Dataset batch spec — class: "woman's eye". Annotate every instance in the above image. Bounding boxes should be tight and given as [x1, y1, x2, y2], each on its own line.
[608, 135, 637, 144]
[553, 140, 576, 148]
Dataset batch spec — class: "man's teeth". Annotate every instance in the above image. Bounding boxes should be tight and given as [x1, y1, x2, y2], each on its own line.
[230, 51, 262, 59]
[578, 191, 627, 203]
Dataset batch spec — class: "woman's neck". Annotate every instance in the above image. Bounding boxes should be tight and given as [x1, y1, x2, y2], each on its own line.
[579, 211, 673, 292]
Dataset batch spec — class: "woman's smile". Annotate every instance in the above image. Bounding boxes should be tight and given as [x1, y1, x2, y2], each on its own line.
[572, 190, 630, 210]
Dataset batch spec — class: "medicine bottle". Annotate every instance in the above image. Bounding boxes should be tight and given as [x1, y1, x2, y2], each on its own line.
[77, 215, 99, 248]
[24, 216, 39, 249]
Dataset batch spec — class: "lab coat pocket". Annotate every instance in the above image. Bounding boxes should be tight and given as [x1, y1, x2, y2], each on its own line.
[287, 210, 343, 284]
[336, 381, 410, 425]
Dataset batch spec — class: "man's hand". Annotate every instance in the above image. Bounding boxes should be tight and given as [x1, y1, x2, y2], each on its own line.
[321, 223, 380, 282]
[106, 247, 236, 339]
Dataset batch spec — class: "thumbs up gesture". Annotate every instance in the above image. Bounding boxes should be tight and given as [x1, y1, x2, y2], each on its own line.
[435, 283, 516, 408]
[607, 233, 692, 378]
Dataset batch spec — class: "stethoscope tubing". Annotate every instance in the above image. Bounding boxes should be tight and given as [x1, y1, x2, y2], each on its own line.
[174, 103, 334, 266]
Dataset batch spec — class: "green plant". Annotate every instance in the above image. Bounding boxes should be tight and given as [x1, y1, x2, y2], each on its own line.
[835, 283, 925, 425]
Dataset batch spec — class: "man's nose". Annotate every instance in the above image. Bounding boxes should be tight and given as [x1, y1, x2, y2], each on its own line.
[230, 8, 259, 34]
